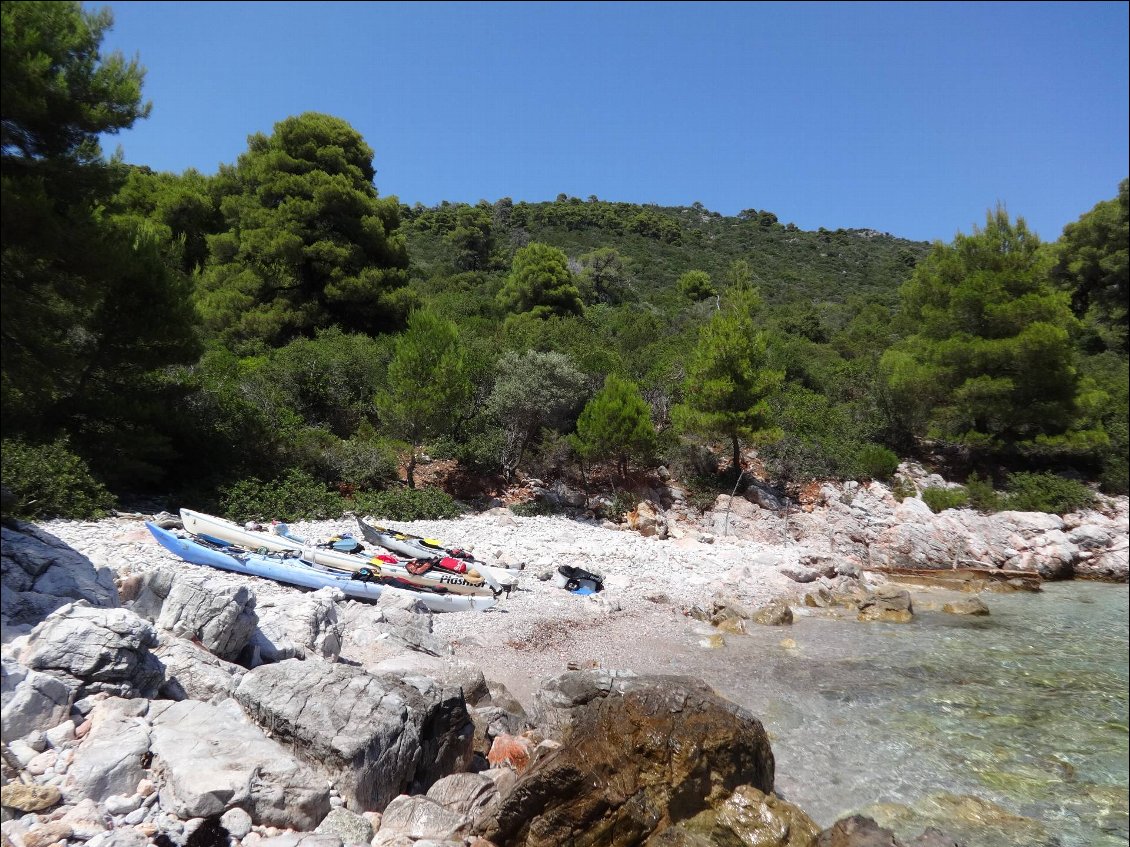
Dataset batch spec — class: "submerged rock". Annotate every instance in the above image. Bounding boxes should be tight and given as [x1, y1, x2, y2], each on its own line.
[942, 597, 990, 616]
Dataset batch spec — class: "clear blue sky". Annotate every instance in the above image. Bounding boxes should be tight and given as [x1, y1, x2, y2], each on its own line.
[94, 1, 1129, 243]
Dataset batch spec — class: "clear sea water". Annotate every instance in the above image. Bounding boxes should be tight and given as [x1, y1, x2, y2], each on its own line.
[674, 582, 1129, 846]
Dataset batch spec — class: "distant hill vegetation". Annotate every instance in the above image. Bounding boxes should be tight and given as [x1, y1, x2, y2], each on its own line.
[1, 1, 1126, 521]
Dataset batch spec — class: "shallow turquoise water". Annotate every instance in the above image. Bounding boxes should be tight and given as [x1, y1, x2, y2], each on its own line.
[679, 582, 1129, 846]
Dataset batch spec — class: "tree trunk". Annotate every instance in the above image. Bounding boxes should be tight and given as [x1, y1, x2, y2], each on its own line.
[406, 449, 417, 489]
[731, 435, 742, 477]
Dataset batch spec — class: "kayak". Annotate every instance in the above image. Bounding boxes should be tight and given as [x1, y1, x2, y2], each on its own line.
[179, 509, 498, 598]
[146, 522, 497, 613]
[354, 516, 519, 590]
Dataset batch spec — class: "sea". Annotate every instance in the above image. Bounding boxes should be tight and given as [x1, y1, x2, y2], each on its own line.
[672, 581, 1129, 846]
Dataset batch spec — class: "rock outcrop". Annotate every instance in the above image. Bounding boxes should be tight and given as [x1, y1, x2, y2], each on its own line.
[232, 659, 475, 812]
[476, 672, 776, 846]
[1, 523, 118, 628]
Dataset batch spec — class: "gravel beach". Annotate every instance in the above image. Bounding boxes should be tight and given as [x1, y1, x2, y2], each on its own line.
[37, 509, 801, 706]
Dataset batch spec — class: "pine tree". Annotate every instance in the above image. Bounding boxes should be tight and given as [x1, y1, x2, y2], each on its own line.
[375, 311, 470, 487]
[497, 242, 584, 318]
[881, 207, 1107, 459]
[195, 112, 412, 353]
[573, 374, 657, 478]
[673, 303, 784, 472]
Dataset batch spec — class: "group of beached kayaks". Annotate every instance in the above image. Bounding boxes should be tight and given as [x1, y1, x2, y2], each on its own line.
[146, 509, 520, 613]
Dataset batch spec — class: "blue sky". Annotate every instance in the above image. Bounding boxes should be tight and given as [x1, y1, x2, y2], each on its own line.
[94, 1, 1128, 243]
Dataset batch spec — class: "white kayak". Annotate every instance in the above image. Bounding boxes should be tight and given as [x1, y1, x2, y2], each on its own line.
[148, 523, 496, 612]
[179, 509, 498, 598]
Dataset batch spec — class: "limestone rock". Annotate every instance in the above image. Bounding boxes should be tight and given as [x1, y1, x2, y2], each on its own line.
[63, 697, 151, 803]
[315, 807, 373, 845]
[0, 523, 119, 627]
[668, 785, 821, 847]
[530, 668, 640, 739]
[812, 814, 902, 846]
[752, 599, 794, 626]
[425, 772, 499, 818]
[233, 659, 474, 812]
[20, 603, 163, 698]
[373, 794, 469, 844]
[244, 588, 342, 666]
[942, 597, 990, 616]
[149, 698, 330, 830]
[156, 572, 257, 661]
[154, 636, 246, 701]
[1, 658, 76, 740]
[0, 783, 61, 813]
[858, 585, 914, 623]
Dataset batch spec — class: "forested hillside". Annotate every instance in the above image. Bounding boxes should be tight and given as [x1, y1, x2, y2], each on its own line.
[2, 1, 1126, 521]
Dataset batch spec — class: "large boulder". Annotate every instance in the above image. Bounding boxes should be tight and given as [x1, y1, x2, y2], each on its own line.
[243, 588, 343, 666]
[476, 674, 775, 847]
[233, 659, 474, 812]
[62, 698, 151, 803]
[156, 572, 257, 662]
[148, 698, 331, 830]
[1, 523, 118, 627]
[153, 636, 246, 702]
[1, 658, 76, 740]
[19, 603, 163, 698]
[660, 785, 820, 847]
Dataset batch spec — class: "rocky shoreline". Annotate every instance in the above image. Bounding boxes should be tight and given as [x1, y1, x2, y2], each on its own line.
[3, 472, 1127, 847]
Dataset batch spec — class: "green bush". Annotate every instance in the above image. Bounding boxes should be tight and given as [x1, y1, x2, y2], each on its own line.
[608, 490, 641, 521]
[921, 486, 969, 513]
[964, 472, 1004, 512]
[890, 477, 917, 502]
[220, 469, 343, 521]
[1004, 472, 1095, 514]
[0, 438, 117, 520]
[510, 499, 561, 517]
[352, 486, 464, 521]
[856, 444, 899, 480]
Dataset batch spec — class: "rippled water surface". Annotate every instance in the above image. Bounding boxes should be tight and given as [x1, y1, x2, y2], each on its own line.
[673, 582, 1129, 846]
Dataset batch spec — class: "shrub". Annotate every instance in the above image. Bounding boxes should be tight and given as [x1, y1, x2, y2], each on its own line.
[220, 468, 343, 521]
[964, 472, 1004, 512]
[890, 477, 917, 503]
[352, 486, 464, 521]
[0, 438, 116, 520]
[608, 490, 641, 522]
[1004, 472, 1095, 514]
[921, 486, 969, 513]
[510, 499, 560, 517]
[856, 444, 900, 480]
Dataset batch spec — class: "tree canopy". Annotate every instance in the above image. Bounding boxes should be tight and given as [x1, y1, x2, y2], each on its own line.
[673, 299, 784, 472]
[194, 112, 413, 353]
[376, 310, 470, 487]
[572, 374, 657, 478]
[1, 0, 199, 486]
[881, 208, 1105, 459]
[497, 242, 584, 319]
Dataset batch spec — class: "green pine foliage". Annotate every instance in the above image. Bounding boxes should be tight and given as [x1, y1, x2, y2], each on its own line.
[881, 208, 1107, 460]
[572, 374, 658, 477]
[375, 310, 471, 487]
[673, 298, 785, 471]
[497, 242, 584, 319]
[195, 112, 413, 353]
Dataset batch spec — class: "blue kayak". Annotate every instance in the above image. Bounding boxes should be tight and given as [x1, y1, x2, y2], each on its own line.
[146, 522, 497, 613]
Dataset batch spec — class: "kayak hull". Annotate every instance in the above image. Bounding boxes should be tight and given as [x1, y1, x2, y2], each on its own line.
[179, 509, 498, 598]
[147, 523, 496, 612]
